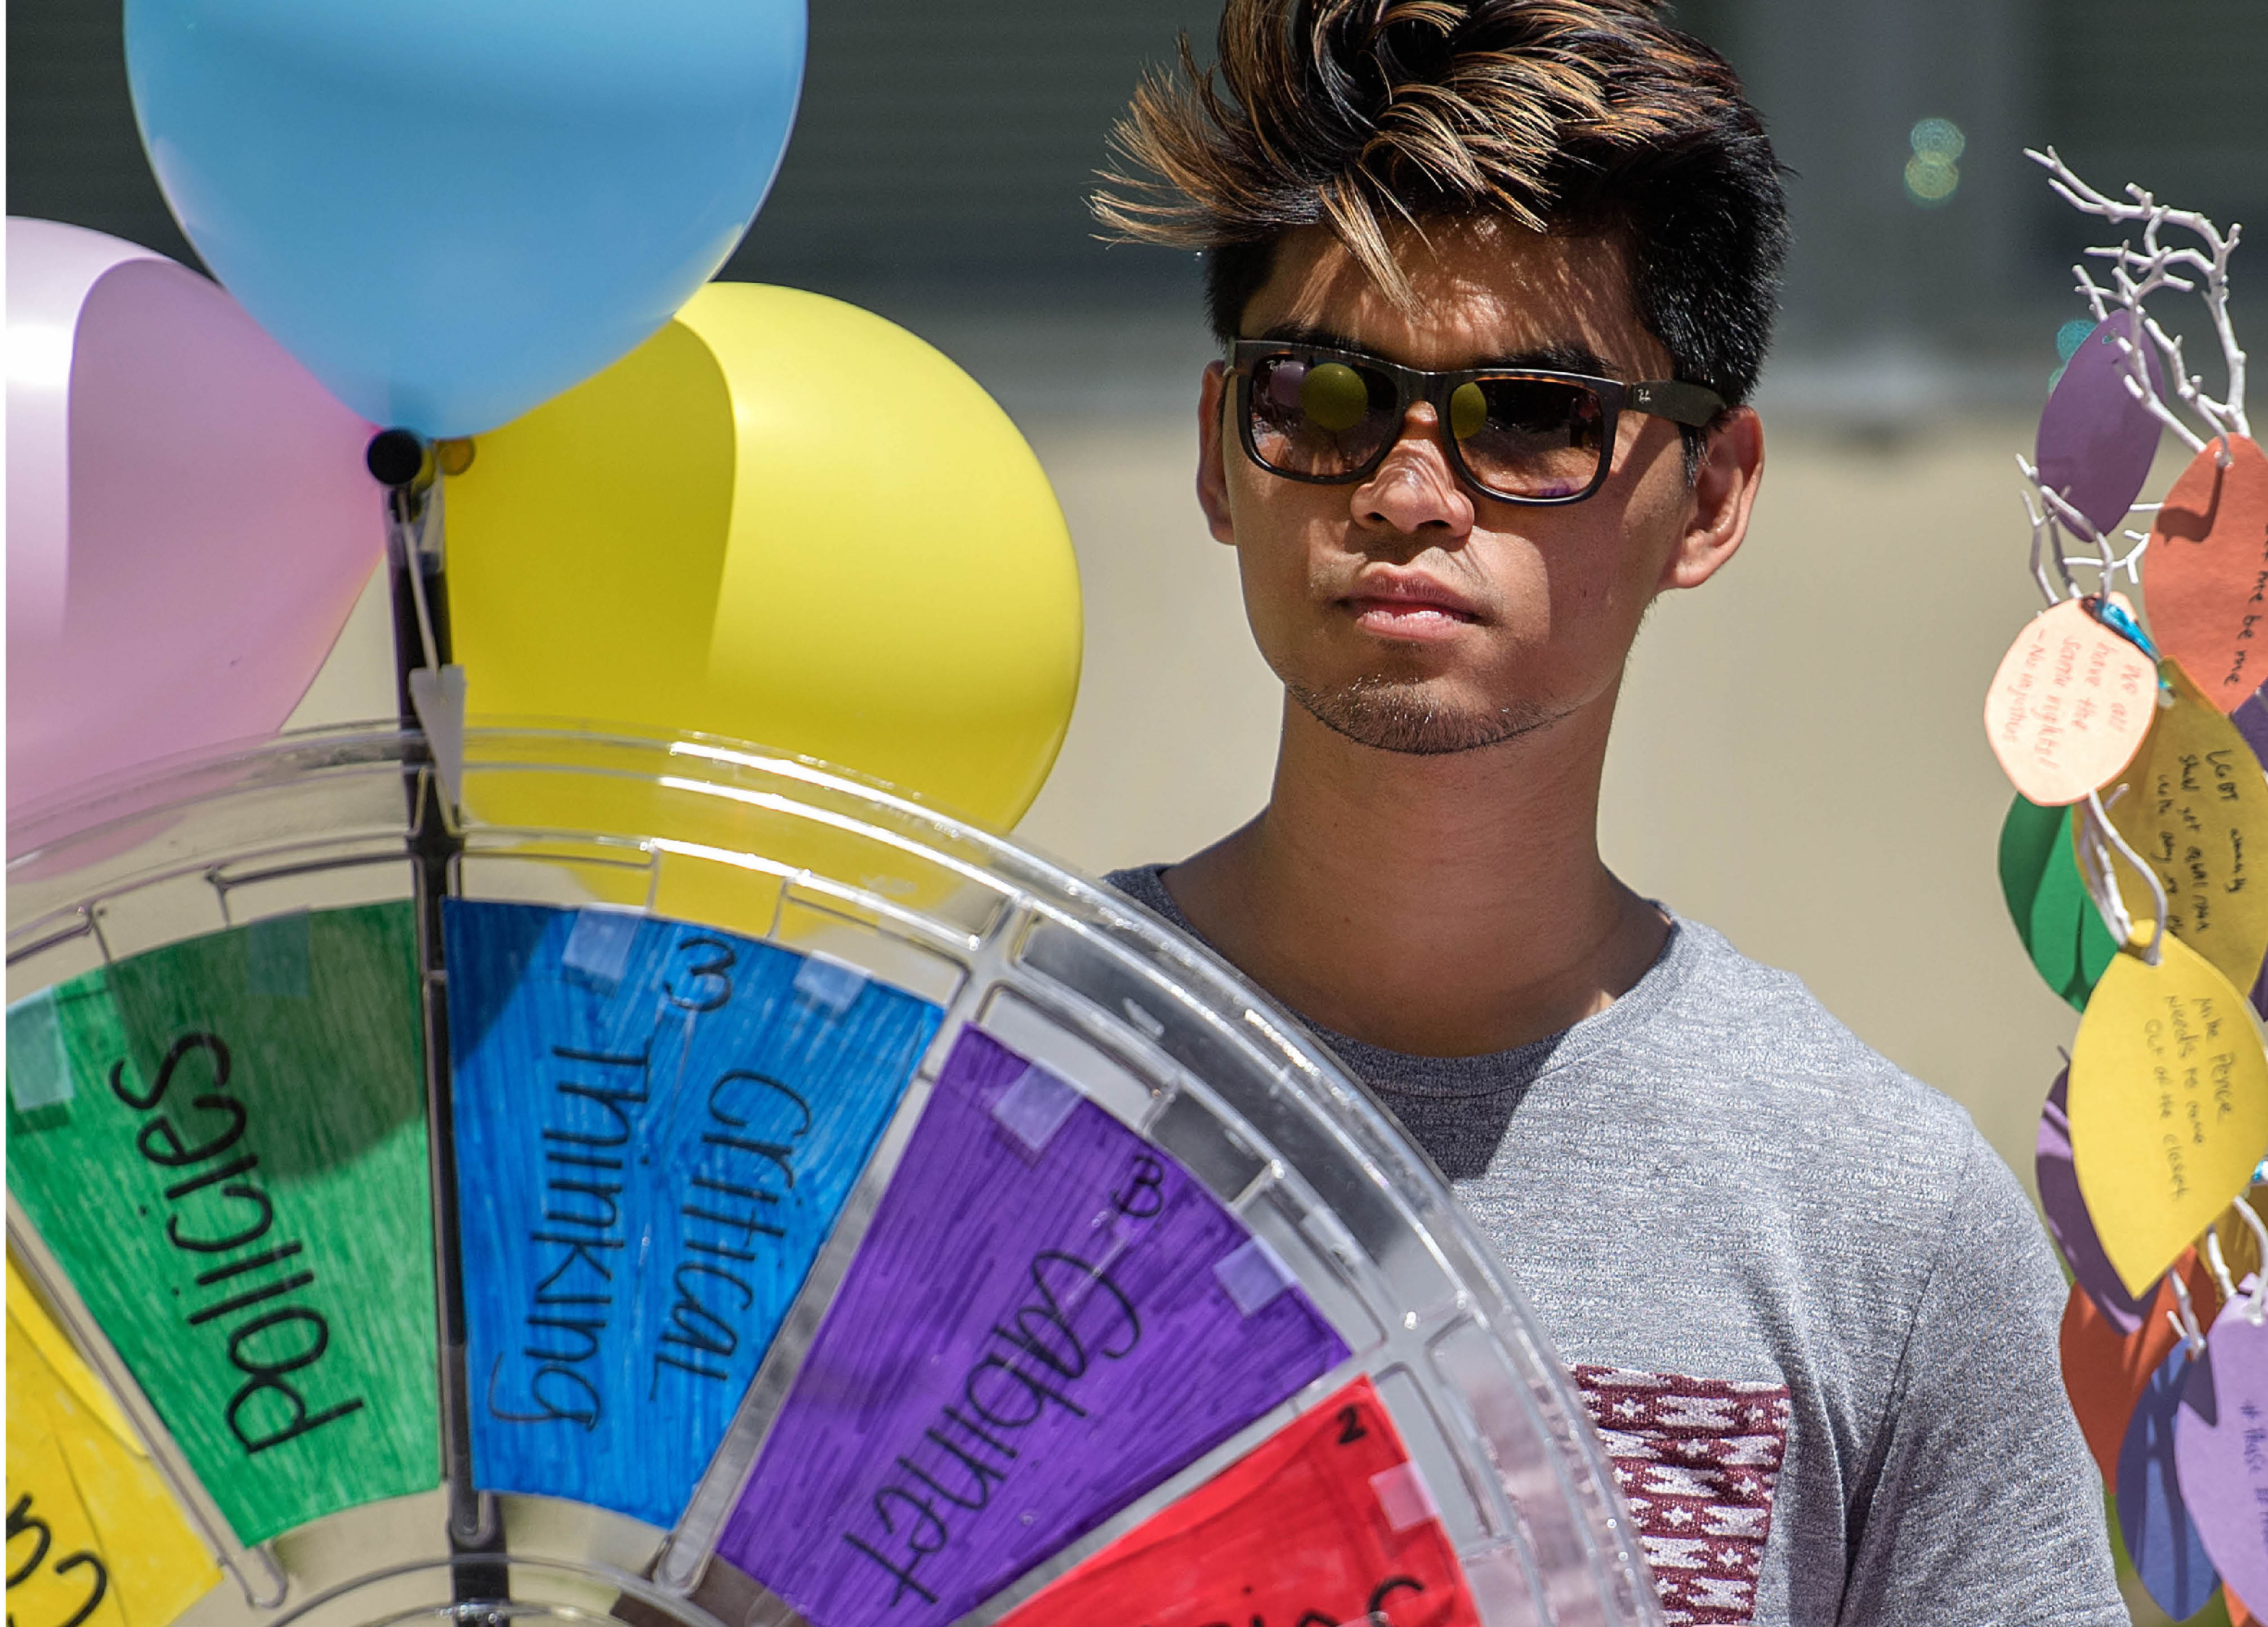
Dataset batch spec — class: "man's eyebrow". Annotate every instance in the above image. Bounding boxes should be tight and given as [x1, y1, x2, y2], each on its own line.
[1245, 326, 1619, 377]
[1251, 320, 1363, 351]
[1490, 341, 1614, 376]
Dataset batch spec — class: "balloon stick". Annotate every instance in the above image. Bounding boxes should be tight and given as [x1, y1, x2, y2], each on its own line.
[365, 429, 504, 1589]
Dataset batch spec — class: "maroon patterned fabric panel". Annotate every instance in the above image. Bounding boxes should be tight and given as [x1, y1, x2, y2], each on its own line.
[1572, 1364, 1793, 1626]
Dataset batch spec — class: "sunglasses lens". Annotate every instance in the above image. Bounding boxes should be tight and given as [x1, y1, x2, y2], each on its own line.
[1248, 355, 1394, 477]
[1454, 377, 1609, 498]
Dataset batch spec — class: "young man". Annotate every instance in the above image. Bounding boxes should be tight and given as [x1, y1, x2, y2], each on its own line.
[1093, 3, 2120, 1623]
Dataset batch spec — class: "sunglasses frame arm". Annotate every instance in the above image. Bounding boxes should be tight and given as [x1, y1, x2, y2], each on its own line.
[1624, 378, 1726, 428]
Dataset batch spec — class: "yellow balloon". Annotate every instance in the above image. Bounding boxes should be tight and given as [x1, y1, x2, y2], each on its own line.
[2069, 925, 2268, 1295]
[2103, 658, 2268, 991]
[7, 1260, 221, 1626]
[448, 283, 1083, 832]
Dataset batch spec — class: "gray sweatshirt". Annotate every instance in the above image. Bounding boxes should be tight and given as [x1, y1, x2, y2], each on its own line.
[1106, 864, 2122, 1627]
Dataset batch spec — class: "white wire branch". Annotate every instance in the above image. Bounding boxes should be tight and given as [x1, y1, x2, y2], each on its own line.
[2029, 145, 2249, 455]
[2015, 452, 2150, 602]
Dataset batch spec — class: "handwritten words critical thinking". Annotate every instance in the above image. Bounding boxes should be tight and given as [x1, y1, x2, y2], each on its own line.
[486, 935, 811, 1429]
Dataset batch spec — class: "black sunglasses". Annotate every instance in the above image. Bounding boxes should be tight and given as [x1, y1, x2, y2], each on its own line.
[1229, 339, 1726, 506]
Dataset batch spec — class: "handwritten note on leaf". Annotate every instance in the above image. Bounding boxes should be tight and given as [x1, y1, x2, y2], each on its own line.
[2070, 930, 2268, 1295]
[1985, 596, 2157, 805]
[997, 1376, 1480, 1627]
[7, 1260, 221, 1627]
[2175, 1295, 2268, 1609]
[2103, 659, 2268, 989]
[2147, 436, 2268, 714]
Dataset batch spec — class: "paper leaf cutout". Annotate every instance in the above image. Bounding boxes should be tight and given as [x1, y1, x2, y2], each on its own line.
[4, 903, 440, 1546]
[2002, 796, 2120, 1009]
[2038, 310, 2168, 539]
[2102, 659, 2268, 990]
[6, 1260, 222, 1627]
[2119, 1343, 2221, 1621]
[444, 900, 942, 1528]
[718, 1027, 1350, 1627]
[2061, 1252, 2212, 1481]
[2176, 1295, 2268, 1608]
[2039, 1068, 2153, 1330]
[1985, 596, 2158, 805]
[997, 1376, 1480, 1627]
[2147, 437, 2268, 714]
[2069, 930, 2268, 1294]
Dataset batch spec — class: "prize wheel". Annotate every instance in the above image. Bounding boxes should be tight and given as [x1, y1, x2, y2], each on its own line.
[6, 724, 1658, 1627]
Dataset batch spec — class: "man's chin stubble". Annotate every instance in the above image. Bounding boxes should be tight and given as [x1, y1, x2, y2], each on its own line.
[1284, 675, 1560, 756]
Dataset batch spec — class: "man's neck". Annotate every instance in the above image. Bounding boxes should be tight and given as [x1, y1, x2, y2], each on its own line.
[1163, 686, 1668, 1057]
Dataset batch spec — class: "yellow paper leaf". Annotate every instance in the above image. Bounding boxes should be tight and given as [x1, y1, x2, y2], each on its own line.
[2070, 927, 2268, 1295]
[2103, 658, 2268, 989]
[7, 1262, 221, 1627]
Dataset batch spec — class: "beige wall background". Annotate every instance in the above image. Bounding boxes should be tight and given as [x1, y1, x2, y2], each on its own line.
[293, 381, 2120, 1194]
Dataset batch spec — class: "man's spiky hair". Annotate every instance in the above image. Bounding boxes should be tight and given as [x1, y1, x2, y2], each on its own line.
[1094, 0, 1788, 409]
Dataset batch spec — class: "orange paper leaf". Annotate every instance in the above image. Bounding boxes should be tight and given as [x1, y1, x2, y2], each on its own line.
[2146, 436, 2268, 713]
[2060, 1251, 2213, 1482]
[1985, 596, 2158, 805]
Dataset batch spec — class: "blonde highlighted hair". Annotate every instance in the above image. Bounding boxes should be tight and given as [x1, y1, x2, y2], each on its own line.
[1095, 0, 1787, 407]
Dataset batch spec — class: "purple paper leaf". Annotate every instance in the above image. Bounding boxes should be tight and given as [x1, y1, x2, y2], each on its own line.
[2038, 1067, 2155, 1332]
[2175, 1295, 2268, 1608]
[717, 1027, 1350, 1627]
[2037, 310, 2167, 538]
[2119, 1343, 2221, 1621]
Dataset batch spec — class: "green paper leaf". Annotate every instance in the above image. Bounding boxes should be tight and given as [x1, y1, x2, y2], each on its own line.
[1999, 793, 2121, 1010]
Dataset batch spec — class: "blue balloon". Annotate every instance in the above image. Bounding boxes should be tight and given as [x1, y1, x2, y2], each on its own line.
[125, 0, 803, 437]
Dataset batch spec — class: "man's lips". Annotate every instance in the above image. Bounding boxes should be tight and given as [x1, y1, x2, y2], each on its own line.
[1341, 573, 1484, 639]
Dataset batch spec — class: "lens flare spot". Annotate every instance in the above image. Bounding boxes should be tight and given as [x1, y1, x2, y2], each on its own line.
[1449, 380, 1487, 440]
[1909, 117, 1966, 161]
[1905, 153, 1959, 205]
[1904, 117, 1963, 207]
[1300, 362, 1368, 432]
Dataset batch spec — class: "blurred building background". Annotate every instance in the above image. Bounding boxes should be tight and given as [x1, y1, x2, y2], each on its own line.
[11, 15, 2268, 1573]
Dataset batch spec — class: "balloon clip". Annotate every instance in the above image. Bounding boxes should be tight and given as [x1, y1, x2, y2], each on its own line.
[366, 427, 434, 494]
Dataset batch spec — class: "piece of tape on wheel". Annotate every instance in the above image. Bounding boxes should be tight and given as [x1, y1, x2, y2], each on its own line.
[1215, 1234, 1296, 1316]
[794, 953, 869, 1014]
[248, 909, 313, 997]
[5, 991, 74, 1110]
[1371, 1461, 1441, 1533]
[992, 1064, 1081, 1153]
[562, 906, 641, 992]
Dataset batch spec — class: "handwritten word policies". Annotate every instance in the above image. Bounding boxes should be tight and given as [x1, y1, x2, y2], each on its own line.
[5, 904, 437, 1545]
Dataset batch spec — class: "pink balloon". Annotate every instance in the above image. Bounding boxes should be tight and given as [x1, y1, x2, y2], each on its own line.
[6, 217, 382, 814]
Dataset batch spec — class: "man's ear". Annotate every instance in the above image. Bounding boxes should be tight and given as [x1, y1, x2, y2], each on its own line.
[1659, 405, 1764, 592]
[1196, 360, 1238, 546]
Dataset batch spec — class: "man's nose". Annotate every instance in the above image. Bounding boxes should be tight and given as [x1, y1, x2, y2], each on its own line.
[1352, 404, 1474, 538]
